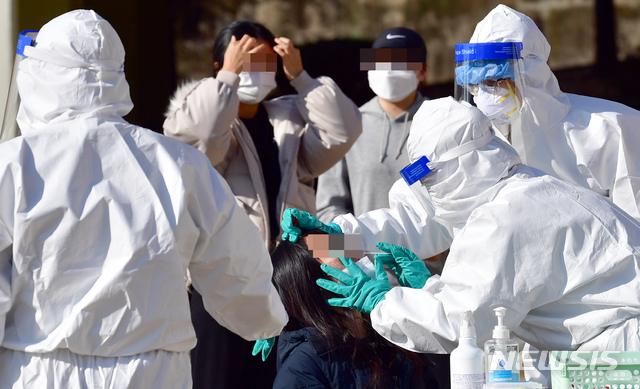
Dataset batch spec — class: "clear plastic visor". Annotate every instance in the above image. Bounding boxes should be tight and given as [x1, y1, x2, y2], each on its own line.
[1, 30, 38, 143]
[453, 59, 525, 105]
[453, 43, 525, 108]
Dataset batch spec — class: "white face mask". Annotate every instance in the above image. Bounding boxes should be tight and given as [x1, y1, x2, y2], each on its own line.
[368, 70, 419, 102]
[341, 256, 376, 279]
[237, 72, 277, 104]
[473, 85, 520, 125]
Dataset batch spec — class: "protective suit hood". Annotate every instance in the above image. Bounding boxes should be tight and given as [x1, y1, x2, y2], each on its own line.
[406, 97, 521, 232]
[469, 4, 571, 136]
[16, 9, 133, 133]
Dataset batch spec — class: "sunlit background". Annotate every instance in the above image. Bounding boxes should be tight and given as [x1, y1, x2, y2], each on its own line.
[2, 0, 640, 132]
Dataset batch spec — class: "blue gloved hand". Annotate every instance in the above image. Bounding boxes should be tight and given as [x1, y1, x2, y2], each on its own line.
[375, 242, 431, 289]
[251, 337, 275, 362]
[316, 257, 391, 314]
[281, 208, 342, 243]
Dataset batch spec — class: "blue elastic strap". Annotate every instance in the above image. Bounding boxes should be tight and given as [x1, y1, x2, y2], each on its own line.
[16, 30, 38, 56]
[400, 156, 432, 186]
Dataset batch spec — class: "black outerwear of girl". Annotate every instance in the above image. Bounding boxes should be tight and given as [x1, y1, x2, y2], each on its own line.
[270, 234, 437, 389]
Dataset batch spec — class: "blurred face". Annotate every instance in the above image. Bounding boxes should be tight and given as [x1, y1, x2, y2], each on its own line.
[303, 234, 362, 270]
[242, 38, 277, 72]
[359, 48, 426, 72]
[360, 48, 426, 102]
[303, 233, 368, 326]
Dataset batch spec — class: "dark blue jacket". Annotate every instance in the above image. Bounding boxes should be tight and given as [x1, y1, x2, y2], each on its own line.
[273, 327, 424, 389]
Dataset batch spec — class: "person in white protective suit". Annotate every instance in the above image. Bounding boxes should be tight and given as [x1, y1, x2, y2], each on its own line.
[315, 97, 640, 383]
[0, 10, 287, 388]
[467, 4, 640, 221]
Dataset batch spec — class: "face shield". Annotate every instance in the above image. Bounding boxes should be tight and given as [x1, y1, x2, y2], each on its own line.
[1, 30, 38, 143]
[454, 42, 524, 126]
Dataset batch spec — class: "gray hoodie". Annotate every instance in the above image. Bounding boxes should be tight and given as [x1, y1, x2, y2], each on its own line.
[316, 92, 428, 223]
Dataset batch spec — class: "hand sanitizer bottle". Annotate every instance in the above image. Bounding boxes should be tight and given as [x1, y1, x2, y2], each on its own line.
[450, 311, 485, 389]
[484, 307, 519, 383]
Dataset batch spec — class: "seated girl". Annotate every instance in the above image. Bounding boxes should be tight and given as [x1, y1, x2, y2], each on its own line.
[270, 231, 438, 388]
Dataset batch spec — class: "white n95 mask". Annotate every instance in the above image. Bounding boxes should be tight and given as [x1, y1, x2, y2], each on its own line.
[237, 72, 277, 104]
[368, 70, 419, 102]
[473, 85, 520, 125]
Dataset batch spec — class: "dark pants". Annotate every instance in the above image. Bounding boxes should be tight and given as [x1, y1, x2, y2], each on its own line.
[190, 290, 278, 389]
[422, 353, 450, 388]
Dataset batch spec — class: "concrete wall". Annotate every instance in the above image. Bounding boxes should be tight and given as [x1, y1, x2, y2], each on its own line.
[0, 0, 175, 133]
[0, 0, 16, 120]
[172, 0, 640, 85]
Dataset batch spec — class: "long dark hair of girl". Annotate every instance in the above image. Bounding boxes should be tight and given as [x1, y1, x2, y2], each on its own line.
[270, 231, 424, 388]
[213, 20, 276, 73]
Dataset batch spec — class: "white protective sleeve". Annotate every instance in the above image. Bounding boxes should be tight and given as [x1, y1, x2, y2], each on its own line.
[186, 162, 288, 341]
[332, 179, 451, 260]
[0, 226, 10, 346]
[163, 71, 240, 167]
[288, 71, 363, 177]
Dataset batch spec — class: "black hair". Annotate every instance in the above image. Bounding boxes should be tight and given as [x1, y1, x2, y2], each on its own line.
[213, 20, 277, 72]
[270, 231, 424, 388]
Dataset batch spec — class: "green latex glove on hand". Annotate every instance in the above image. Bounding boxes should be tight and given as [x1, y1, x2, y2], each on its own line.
[375, 242, 431, 289]
[316, 257, 391, 314]
[281, 208, 342, 243]
[252, 337, 275, 362]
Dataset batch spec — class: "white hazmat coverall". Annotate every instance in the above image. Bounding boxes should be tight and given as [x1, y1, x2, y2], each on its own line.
[371, 97, 640, 352]
[332, 178, 451, 262]
[0, 10, 287, 388]
[369, 97, 640, 358]
[470, 4, 640, 222]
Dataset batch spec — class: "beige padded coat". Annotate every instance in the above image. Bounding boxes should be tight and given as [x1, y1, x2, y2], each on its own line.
[164, 70, 362, 244]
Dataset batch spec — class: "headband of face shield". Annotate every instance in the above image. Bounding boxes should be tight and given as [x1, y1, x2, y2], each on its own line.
[454, 42, 524, 126]
[22, 45, 124, 72]
[400, 128, 495, 186]
[1, 26, 129, 143]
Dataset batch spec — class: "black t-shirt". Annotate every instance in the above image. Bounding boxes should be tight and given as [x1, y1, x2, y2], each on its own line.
[241, 103, 282, 242]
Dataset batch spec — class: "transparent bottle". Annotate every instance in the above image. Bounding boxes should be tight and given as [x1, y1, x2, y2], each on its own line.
[484, 307, 519, 383]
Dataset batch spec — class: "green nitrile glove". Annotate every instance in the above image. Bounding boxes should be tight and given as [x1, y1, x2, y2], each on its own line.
[375, 242, 431, 289]
[251, 337, 275, 362]
[316, 257, 391, 314]
[281, 208, 342, 243]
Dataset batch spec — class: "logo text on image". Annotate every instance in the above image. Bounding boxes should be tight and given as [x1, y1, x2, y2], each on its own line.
[488, 351, 518, 371]
[521, 350, 620, 371]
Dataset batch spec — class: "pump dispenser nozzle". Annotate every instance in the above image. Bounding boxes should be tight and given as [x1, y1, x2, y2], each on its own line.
[492, 307, 509, 339]
[485, 307, 519, 383]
